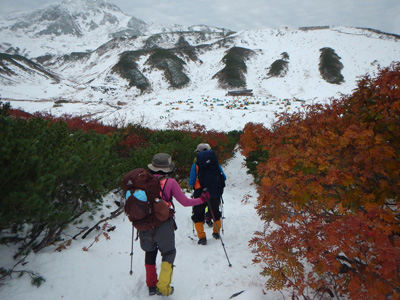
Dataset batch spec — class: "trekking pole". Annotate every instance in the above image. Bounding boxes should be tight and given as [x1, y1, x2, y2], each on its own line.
[130, 224, 134, 275]
[220, 197, 224, 234]
[191, 189, 195, 234]
[203, 189, 232, 267]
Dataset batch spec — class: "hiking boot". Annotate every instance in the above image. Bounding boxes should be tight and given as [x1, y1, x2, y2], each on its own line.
[198, 238, 207, 245]
[148, 286, 157, 296]
[212, 220, 222, 240]
[212, 233, 220, 240]
[156, 286, 174, 296]
[205, 218, 213, 227]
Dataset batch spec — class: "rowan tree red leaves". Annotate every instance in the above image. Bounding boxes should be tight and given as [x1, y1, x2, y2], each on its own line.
[241, 62, 400, 299]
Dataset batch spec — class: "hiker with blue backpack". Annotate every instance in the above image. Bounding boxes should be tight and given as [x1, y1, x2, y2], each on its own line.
[189, 143, 226, 245]
[122, 153, 209, 296]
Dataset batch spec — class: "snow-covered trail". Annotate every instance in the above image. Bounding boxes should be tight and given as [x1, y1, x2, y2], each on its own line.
[172, 149, 266, 300]
[0, 148, 283, 300]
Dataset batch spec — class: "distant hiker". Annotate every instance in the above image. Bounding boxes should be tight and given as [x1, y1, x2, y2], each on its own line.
[190, 144, 213, 227]
[137, 153, 209, 296]
[189, 144, 226, 245]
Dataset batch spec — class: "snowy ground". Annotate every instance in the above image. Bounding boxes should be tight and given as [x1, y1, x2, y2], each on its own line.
[0, 148, 288, 300]
[5, 90, 319, 132]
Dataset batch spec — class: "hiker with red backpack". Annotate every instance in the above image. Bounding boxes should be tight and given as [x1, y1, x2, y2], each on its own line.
[121, 153, 209, 296]
[189, 143, 226, 245]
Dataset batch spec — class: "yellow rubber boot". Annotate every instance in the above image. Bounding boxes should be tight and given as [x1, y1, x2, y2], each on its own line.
[156, 261, 173, 296]
[194, 222, 207, 245]
[212, 219, 221, 239]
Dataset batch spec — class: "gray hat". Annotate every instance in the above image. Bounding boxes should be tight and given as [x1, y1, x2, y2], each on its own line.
[195, 143, 211, 152]
[148, 153, 175, 173]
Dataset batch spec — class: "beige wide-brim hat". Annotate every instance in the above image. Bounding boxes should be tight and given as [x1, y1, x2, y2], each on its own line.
[148, 153, 175, 173]
[195, 143, 211, 152]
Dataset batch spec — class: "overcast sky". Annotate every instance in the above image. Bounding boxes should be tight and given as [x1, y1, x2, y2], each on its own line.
[1, 0, 399, 35]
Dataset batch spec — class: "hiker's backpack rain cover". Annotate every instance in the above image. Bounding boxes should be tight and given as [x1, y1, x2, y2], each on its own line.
[196, 150, 225, 198]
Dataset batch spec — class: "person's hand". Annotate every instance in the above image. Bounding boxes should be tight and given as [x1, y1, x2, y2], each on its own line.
[200, 191, 210, 203]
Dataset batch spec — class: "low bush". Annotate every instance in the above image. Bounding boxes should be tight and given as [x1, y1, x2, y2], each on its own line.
[239, 62, 400, 299]
[0, 109, 119, 258]
[0, 103, 240, 266]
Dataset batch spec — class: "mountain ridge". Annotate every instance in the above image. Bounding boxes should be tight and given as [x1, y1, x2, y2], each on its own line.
[0, 0, 233, 58]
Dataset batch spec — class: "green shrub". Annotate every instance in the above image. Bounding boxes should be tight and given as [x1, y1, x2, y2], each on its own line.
[116, 124, 241, 179]
[0, 105, 240, 260]
[0, 114, 118, 256]
[319, 47, 344, 84]
[112, 51, 150, 92]
[268, 59, 289, 77]
[213, 47, 255, 88]
[119, 129, 201, 177]
[147, 49, 190, 88]
[244, 149, 269, 184]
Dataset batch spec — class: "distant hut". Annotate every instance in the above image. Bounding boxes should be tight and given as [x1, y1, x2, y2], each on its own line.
[226, 89, 253, 97]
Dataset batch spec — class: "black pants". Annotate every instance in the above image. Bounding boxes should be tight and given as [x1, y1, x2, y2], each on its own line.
[191, 189, 221, 223]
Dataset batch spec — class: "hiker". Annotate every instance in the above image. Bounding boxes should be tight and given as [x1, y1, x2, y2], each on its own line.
[189, 143, 226, 245]
[190, 143, 213, 227]
[139, 153, 209, 296]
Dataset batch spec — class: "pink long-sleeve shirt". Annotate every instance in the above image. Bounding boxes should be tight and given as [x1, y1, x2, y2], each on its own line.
[157, 176, 204, 207]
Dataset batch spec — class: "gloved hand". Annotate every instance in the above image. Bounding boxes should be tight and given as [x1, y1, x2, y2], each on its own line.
[200, 191, 210, 203]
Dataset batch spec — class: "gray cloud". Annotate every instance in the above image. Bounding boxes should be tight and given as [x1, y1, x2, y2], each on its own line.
[0, 0, 399, 35]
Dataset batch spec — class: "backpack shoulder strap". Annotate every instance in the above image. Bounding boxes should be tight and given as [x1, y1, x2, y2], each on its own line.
[159, 177, 170, 201]
[158, 178, 175, 212]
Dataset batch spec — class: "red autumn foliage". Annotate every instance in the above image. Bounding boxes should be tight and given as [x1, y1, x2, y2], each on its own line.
[61, 115, 116, 135]
[7, 109, 116, 135]
[5, 108, 236, 164]
[117, 124, 151, 158]
[7, 108, 35, 119]
[34, 113, 116, 135]
[240, 62, 400, 299]
[82, 222, 114, 252]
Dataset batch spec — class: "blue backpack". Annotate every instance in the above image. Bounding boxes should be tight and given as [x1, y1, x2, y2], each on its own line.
[196, 150, 225, 198]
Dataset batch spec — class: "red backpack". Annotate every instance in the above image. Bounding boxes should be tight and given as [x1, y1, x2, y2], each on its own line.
[121, 168, 171, 231]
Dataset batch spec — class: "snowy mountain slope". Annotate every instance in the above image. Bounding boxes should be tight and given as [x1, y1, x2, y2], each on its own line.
[0, 53, 80, 101]
[34, 26, 400, 100]
[0, 53, 60, 84]
[33, 27, 400, 122]
[0, 0, 231, 58]
[0, 0, 139, 57]
[35, 30, 230, 86]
